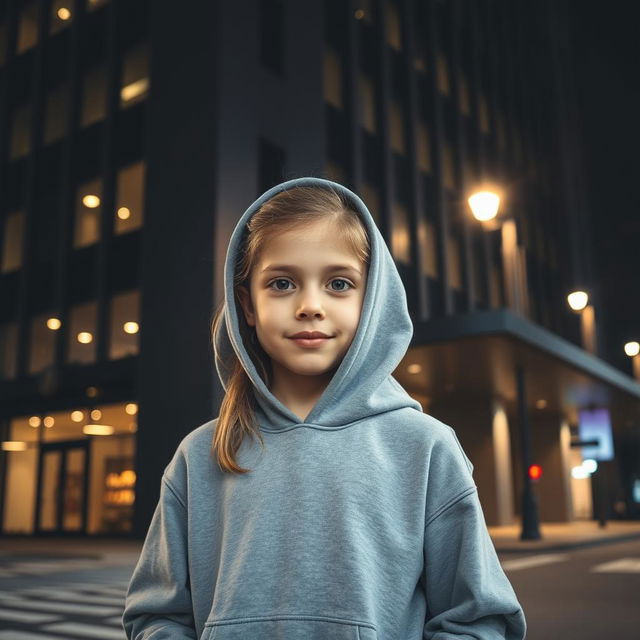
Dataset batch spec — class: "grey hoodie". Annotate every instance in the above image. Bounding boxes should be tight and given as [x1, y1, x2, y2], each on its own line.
[123, 176, 527, 640]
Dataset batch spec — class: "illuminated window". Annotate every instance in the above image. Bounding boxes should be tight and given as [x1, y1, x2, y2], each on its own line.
[114, 162, 145, 235]
[109, 290, 140, 359]
[442, 143, 455, 191]
[359, 73, 376, 134]
[361, 182, 380, 225]
[436, 51, 450, 96]
[1, 211, 24, 273]
[86, 0, 108, 11]
[74, 179, 102, 248]
[66, 301, 97, 365]
[458, 72, 471, 116]
[120, 43, 149, 108]
[16, 1, 38, 54]
[50, 1, 74, 36]
[390, 101, 405, 155]
[447, 233, 462, 290]
[9, 104, 31, 160]
[391, 202, 410, 265]
[324, 48, 342, 110]
[479, 93, 490, 134]
[81, 66, 107, 127]
[417, 121, 432, 174]
[0, 322, 18, 380]
[43, 84, 68, 144]
[418, 217, 438, 278]
[385, 1, 401, 51]
[28, 313, 56, 375]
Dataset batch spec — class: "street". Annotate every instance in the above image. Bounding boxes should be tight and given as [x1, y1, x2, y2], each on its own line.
[0, 538, 638, 638]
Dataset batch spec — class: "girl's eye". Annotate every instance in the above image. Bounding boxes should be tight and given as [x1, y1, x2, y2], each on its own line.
[267, 278, 353, 292]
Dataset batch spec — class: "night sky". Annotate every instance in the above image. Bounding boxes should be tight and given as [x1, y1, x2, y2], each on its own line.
[568, 3, 640, 374]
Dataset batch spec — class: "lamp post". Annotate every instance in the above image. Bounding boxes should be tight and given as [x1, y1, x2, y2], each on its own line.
[624, 341, 640, 380]
[468, 189, 541, 540]
[467, 190, 528, 318]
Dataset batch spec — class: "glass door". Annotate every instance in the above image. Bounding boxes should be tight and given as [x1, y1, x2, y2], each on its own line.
[35, 439, 89, 535]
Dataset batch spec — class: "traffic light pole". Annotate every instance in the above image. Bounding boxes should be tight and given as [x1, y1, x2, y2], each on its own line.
[516, 365, 542, 540]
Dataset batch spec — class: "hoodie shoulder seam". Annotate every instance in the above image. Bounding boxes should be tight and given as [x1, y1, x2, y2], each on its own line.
[162, 474, 187, 509]
[424, 485, 477, 530]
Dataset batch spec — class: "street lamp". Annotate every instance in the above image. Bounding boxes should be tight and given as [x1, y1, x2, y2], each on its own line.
[624, 341, 640, 380]
[567, 289, 597, 355]
[467, 188, 528, 318]
[468, 188, 541, 541]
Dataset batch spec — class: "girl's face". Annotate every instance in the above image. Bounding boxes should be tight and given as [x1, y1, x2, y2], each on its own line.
[236, 217, 367, 383]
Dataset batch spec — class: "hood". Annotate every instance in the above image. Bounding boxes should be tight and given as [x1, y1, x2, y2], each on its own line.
[214, 176, 422, 431]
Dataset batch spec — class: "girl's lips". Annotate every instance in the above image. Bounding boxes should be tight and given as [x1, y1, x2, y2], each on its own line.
[289, 337, 332, 348]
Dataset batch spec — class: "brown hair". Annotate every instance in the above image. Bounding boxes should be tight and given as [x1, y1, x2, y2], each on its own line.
[210, 185, 371, 474]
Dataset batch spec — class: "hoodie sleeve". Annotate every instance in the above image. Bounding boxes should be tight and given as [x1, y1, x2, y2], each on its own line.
[122, 473, 196, 639]
[422, 426, 527, 639]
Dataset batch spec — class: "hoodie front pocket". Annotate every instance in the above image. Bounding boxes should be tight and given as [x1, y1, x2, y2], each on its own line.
[201, 614, 378, 640]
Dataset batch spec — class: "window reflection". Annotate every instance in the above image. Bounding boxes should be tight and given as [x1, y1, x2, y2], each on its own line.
[66, 301, 97, 364]
[16, 1, 38, 54]
[74, 178, 102, 248]
[114, 162, 145, 235]
[1, 211, 24, 273]
[81, 66, 107, 127]
[9, 104, 31, 160]
[120, 43, 149, 108]
[323, 48, 342, 110]
[359, 73, 376, 134]
[109, 290, 140, 359]
[28, 313, 57, 375]
[0, 323, 19, 380]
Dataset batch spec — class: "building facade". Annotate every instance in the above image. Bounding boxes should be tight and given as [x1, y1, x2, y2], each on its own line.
[1, 0, 639, 539]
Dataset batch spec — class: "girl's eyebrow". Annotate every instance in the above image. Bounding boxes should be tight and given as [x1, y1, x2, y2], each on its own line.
[261, 264, 362, 275]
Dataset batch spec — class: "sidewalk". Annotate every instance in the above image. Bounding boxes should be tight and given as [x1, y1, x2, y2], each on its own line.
[1, 519, 640, 559]
[488, 518, 640, 553]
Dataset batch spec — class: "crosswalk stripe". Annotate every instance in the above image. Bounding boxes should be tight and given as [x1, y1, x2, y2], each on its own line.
[0, 607, 61, 623]
[591, 558, 640, 573]
[0, 595, 122, 616]
[41, 622, 126, 639]
[501, 553, 569, 571]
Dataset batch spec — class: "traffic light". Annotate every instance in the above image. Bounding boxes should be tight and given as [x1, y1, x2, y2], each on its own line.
[528, 464, 543, 482]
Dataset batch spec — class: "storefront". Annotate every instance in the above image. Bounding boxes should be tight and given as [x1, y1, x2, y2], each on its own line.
[1, 401, 137, 536]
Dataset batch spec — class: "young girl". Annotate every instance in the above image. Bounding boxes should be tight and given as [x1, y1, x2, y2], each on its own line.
[123, 176, 527, 640]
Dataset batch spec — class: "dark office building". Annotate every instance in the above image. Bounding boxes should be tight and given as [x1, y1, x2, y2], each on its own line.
[1, 0, 638, 539]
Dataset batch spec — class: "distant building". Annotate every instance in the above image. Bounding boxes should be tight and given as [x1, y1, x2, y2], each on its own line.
[0, 0, 638, 539]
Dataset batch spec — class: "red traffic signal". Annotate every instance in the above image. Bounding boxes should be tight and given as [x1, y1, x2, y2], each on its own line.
[528, 464, 543, 481]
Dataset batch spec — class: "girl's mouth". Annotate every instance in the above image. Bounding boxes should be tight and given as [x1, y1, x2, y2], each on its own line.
[289, 337, 332, 348]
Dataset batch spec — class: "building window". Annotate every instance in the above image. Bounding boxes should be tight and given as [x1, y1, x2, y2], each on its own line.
[359, 73, 376, 134]
[1, 418, 39, 534]
[87, 0, 108, 11]
[417, 121, 432, 174]
[385, 1, 402, 51]
[28, 313, 57, 375]
[0, 322, 18, 380]
[49, 0, 74, 36]
[66, 301, 97, 364]
[74, 178, 102, 248]
[43, 84, 68, 145]
[390, 100, 405, 155]
[324, 48, 343, 110]
[479, 93, 490, 134]
[418, 217, 438, 278]
[114, 162, 145, 235]
[442, 143, 455, 191]
[447, 233, 462, 290]
[81, 66, 107, 127]
[391, 202, 411, 265]
[361, 182, 380, 225]
[120, 43, 149, 108]
[109, 290, 140, 360]
[1, 210, 24, 273]
[458, 71, 471, 116]
[436, 51, 450, 96]
[0, 22, 7, 66]
[16, 1, 38, 54]
[9, 104, 31, 160]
